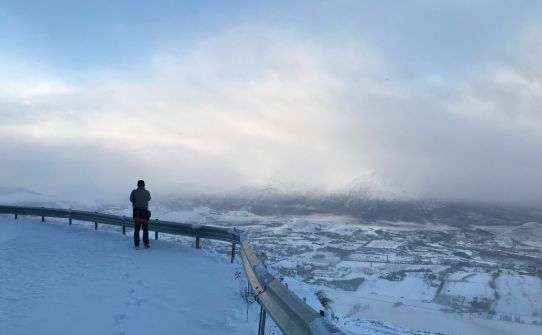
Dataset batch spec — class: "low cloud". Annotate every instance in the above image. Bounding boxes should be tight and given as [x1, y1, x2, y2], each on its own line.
[1, 26, 541, 205]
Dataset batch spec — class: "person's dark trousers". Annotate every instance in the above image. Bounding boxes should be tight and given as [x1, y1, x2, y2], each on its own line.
[133, 221, 149, 247]
[133, 208, 150, 247]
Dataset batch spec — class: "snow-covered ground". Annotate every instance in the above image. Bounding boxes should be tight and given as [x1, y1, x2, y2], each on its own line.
[0, 216, 256, 335]
[2, 192, 541, 335]
[0, 213, 427, 335]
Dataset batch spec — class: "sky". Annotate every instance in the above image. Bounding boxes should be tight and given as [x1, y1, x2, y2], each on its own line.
[0, 0, 541, 205]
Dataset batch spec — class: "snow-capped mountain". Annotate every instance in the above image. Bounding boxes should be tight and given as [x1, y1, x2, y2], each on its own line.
[334, 173, 414, 202]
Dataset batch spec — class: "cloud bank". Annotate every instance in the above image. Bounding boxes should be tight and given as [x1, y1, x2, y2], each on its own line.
[1, 20, 541, 205]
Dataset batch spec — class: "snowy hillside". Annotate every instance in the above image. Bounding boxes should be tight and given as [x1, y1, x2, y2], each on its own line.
[1, 213, 431, 335]
[3, 190, 541, 335]
[0, 216, 256, 335]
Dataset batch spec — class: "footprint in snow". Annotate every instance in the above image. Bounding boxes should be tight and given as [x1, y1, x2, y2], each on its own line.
[113, 313, 126, 325]
[132, 298, 147, 307]
[195, 319, 212, 329]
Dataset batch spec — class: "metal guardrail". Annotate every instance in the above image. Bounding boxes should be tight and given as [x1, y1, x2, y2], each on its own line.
[0, 205, 343, 335]
[0, 205, 240, 260]
[240, 238, 344, 335]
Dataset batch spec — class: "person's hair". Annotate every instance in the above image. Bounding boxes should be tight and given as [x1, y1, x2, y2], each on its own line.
[137, 180, 145, 187]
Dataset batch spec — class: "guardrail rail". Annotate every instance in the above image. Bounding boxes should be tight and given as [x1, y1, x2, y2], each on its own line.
[0, 205, 343, 335]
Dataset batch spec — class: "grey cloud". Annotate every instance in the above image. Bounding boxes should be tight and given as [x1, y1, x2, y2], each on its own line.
[336, 54, 542, 204]
[1, 24, 541, 205]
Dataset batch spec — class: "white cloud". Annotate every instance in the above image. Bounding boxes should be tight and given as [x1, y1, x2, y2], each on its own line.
[1, 25, 541, 204]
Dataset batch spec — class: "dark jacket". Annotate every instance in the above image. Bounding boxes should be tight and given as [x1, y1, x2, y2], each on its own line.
[130, 187, 151, 209]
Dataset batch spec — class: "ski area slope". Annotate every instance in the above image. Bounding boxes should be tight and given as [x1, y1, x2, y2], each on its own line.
[0, 216, 255, 335]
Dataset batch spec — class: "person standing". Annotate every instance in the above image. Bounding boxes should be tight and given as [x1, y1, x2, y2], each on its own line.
[130, 180, 151, 249]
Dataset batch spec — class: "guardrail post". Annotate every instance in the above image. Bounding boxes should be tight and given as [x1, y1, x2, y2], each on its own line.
[258, 305, 267, 335]
[155, 231, 158, 240]
[41, 207, 44, 222]
[14, 213, 17, 220]
[231, 243, 236, 263]
[95, 222, 98, 230]
[196, 234, 201, 249]
[123, 226, 126, 235]
[69, 218, 72, 225]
